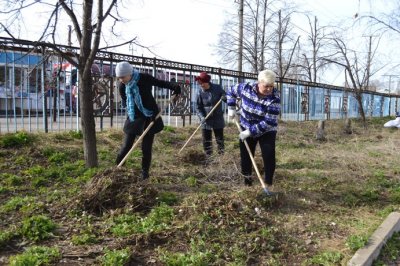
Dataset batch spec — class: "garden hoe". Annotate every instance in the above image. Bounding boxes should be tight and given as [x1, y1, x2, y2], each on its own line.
[117, 95, 179, 168]
[234, 118, 277, 197]
[178, 97, 224, 154]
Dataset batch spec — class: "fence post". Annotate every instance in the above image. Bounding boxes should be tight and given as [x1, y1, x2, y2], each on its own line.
[41, 47, 48, 133]
[316, 120, 326, 141]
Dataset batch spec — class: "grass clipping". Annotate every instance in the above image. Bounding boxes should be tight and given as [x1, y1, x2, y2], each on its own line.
[76, 167, 158, 215]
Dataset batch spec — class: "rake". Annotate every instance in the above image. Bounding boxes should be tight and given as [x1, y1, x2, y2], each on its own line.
[233, 118, 274, 196]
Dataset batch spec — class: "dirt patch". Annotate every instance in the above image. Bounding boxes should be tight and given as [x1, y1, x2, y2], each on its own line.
[75, 167, 158, 215]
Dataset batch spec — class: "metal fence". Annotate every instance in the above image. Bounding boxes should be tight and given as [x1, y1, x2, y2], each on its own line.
[1, 37, 399, 134]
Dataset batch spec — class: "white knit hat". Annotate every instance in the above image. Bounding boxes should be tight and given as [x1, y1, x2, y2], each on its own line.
[115, 61, 133, 77]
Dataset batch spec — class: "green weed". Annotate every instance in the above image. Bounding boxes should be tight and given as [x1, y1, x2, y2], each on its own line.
[1, 196, 35, 213]
[308, 251, 343, 265]
[110, 204, 174, 236]
[0, 186, 9, 194]
[0, 229, 18, 248]
[48, 152, 68, 165]
[71, 233, 98, 245]
[163, 125, 175, 133]
[101, 248, 131, 266]
[0, 132, 34, 148]
[9, 246, 60, 266]
[159, 238, 215, 265]
[157, 191, 179, 205]
[1, 173, 24, 186]
[346, 234, 369, 251]
[110, 214, 138, 237]
[69, 130, 83, 139]
[21, 215, 57, 242]
[185, 176, 197, 187]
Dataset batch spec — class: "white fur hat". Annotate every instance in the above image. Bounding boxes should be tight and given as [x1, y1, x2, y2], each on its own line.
[115, 61, 133, 77]
[258, 69, 276, 85]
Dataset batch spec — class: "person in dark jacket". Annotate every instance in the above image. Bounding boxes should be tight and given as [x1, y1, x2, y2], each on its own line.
[227, 69, 280, 192]
[195, 72, 226, 158]
[115, 61, 181, 179]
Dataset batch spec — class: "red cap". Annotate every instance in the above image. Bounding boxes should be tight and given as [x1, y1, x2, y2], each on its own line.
[195, 72, 211, 83]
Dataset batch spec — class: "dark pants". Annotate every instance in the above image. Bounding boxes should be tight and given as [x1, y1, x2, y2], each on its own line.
[240, 131, 276, 185]
[202, 128, 224, 156]
[116, 132, 155, 173]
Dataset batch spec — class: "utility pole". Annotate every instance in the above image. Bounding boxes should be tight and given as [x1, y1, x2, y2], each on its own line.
[366, 35, 372, 89]
[237, 0, 244, 81]
[382, 74, 400, 116]
[68, 25, 72, 47]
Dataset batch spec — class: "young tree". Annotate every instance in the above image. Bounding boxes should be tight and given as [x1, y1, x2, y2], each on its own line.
[1, 0, 133, 167]
[323, 33, 384, 128]
[296, 15, 329, 82]
[272, 9, 299, 79]
[215, 0, 275, 72]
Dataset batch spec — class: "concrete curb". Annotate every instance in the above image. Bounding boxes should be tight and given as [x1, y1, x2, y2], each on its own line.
[348, 212, 400, 266]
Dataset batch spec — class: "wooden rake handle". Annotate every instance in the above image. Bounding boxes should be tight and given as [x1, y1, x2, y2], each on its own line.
[117, 111, 162, 168]
[234, 119, 268, 191]
[178, 98, 223, 154]
[117, 95, 179, 168]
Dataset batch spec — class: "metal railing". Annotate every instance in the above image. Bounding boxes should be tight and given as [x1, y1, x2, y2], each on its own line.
[0, 37, 399, 134]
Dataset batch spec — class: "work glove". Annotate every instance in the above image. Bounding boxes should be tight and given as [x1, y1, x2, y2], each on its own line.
[239, 129, 251, 140]
[221, 95, 227, 103]
[199, 116, 206, 124]
[172, 85, 181, 96]
[228, 106, 236, 119]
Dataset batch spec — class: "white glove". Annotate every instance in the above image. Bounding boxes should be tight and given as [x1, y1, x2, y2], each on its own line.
[239, 129, 251, 140]
[228, 107, 236, 119]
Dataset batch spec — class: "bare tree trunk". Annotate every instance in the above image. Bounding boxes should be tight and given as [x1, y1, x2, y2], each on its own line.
[355, 92, 367, 128]
[79, 70, 98, 167]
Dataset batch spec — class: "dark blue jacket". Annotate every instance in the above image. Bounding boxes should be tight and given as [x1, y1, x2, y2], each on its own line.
[196, 83, 226, 129]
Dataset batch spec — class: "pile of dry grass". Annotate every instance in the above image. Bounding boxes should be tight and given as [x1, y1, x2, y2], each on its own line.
[76, 167, 158, 215]
[179, 149, 207, 165]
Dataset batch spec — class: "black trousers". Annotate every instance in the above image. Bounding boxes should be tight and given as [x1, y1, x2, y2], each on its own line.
[202, 128, 224, 156]
[240, 131, 276, 185]
[116, 132, 155, 173]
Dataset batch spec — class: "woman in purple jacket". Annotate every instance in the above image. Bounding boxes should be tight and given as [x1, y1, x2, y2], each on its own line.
[227, 69, 280, 192]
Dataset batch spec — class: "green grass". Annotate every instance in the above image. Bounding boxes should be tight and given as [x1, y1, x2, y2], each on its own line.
[9, 246, 60, 266]
[0, 118, 399, 265]
[373, 232, 400, 266]
[0, 131, 34, 148]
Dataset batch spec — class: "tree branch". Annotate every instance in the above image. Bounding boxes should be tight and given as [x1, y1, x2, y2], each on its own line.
[59, 0, 82, 43]
[99, 37, 137, 50]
